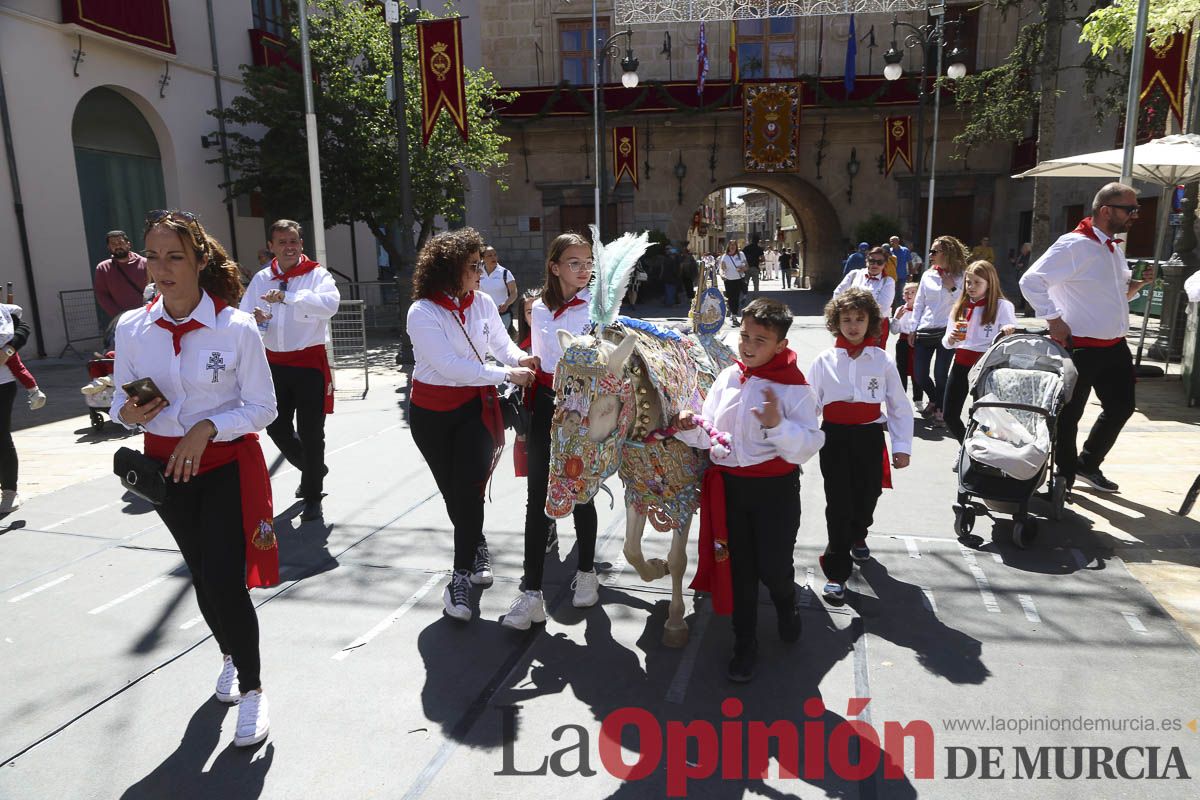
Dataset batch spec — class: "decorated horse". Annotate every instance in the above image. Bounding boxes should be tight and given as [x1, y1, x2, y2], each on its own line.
[545, 227, 735, 647]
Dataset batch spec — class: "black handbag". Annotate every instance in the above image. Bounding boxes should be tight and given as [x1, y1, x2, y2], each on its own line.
[114, 447, 166, 505]
[915, 327, 947, 346]
[497, 382, 530, 436]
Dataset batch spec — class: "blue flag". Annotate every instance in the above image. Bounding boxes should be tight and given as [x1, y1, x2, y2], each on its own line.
[844, 15, 857, 93]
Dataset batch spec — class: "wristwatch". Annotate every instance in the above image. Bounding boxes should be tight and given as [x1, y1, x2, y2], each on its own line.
[2, 346, 13, 358]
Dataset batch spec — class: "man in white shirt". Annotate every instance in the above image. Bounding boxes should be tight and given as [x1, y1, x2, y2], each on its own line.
[478, 246, 517, 333]
[241, 220, 342, 519]
[1020, 183, 1154, 494]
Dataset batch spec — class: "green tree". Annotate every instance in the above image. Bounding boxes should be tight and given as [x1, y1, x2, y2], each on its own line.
[213, 1, 513, 267]
[1080, 0, 1198, 57]
[854, 213, 903, 249]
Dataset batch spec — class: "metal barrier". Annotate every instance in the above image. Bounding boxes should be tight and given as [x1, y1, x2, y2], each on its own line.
[58, 289, 104, 358]
[337, 281, 400, 331]
[330, 299, 368, 399]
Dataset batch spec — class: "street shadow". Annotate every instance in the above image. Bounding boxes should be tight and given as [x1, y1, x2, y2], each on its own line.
[274, 503, 338, 581]
[119, 701, 274, 800]
[73, 423, 139, 444]
[0, 518, 26, 535]
[132, 573, 193, 655]
[118, 490, 157, 516]
[1068, 488, 1200, 567]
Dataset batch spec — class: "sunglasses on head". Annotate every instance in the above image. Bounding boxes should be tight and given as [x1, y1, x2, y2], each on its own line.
[146, 209, 200, 226]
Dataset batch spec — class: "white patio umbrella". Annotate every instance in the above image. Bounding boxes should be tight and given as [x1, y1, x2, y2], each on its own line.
[1014, 134, 1200, 369]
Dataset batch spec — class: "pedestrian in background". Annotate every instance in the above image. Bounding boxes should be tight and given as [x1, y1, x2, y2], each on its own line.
[742, 236, 764, 293]
[479, 246, 517, 334]
[721, 240, 748, 325]
[842, 242, 869, 277]
[909, 235, 968, 425]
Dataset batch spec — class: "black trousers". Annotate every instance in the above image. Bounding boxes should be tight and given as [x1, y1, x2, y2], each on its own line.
[894, 336, 923, 403]
[1057, 341, 1136, 480]
[410, 397, 494, 572]
[0, 382, 16, 491]
[943, 361, 971, 443]
[748, 269, 760, 292]
[819, 422, 884, 583]
[157, 461, 261, 693]
[266, 363, 327, 500]
[913, 336, 952, 411]
[725, 279, 745, 317]
[725, 470, 801, 643]
[523, 384, 596, 591]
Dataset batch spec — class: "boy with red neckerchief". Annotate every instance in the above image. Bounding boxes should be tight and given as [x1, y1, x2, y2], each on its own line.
[674, 298, 824, 683]
[808, 288, 913, 603]
[240, 220, 341, 520]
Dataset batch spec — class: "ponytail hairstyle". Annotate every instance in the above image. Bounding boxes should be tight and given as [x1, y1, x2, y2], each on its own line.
[541, 232, 591, 312]
[143, 210, 244, 306]
[950, 260, 1005, 326]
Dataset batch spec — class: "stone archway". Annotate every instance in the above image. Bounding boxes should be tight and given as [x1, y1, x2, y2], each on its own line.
[670, 173, 844, 290]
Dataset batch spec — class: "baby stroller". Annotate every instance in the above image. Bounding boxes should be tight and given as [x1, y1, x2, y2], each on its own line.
[953, 331, 1077, 549]
[82, 352, 116, 432]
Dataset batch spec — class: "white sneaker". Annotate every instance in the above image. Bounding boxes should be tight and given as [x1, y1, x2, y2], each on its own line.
[501, 590, 546, 630]
[0, 490, 19, 514]
[571, 570, 600, 608]
[470, 541, 493, 586]
[80, 378, 106, 396]
[233, 689, 269, 747]
[214, 655, 239, 704]
[443, 569, 472, 622]
[27, 388, 46, 410]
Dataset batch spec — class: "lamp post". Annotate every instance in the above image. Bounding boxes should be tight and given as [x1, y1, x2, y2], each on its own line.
[592, 6, 638, 241]
[674, 152, 687, 205]
[845, 147, 860, 204]
[883, 6, 967, 257]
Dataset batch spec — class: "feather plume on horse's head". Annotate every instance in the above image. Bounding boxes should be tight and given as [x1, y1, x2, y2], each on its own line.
[588, 224, 651, 328]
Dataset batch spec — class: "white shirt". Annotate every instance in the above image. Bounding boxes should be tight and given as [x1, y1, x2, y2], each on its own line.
[834, 269, 896, 312]
[912, 269, 962, 332]
[479, 264, 515, 310]
[675, 365, 825, 468]
[808, 345, 914, 456]
[721, 252, 746, 281]
[110, 293, 277, 441]
[1019, 231, 1132, 339]
[409, 291, 525, 386]
[892, 304, 918, 335]
[531, 289, 593, 374]
[765, 251, 779, 269]
[0, 303, 22, 386]
[240, 261, 341, 352]
[942, 298, 1017, 353]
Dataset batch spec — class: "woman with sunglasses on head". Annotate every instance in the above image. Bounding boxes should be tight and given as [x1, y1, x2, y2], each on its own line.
[908, 236, 969, 424]
[111, 210, 277, 748]
[502, 233, 599, 631]
[407, 228, 538, 622]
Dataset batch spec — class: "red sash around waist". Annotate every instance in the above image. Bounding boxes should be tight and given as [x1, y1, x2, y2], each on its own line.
[410, 380, 505, 477]
[267, 344, 334, 414]
[1070, 336, 1123, 349]
[691, 457, 797, 616]
[535, 368, 555, 389]
[954, 348, 986, 367]
[823, 402, 892, 490]
[144, 432, 278, 589]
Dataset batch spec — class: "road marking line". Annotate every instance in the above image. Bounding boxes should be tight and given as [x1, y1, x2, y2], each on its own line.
[602, 553, 628, 585]
[7, 574, 73, 603]
[905, 538, 921, 558]
[332, 573, 442, 661]
[665, 597, 713, 704]
[958, 544, 1000, 613]
[43, 503, 118, 531]
[179, 614, 205, 630]
[87, 575, 170, 615]
[798, 567, 815, 607]
[920, 586, 937, 614]
[991, 552, 1004, 564]
[1121, 611, 1148, 634]
[1018, 594, 1041, 623]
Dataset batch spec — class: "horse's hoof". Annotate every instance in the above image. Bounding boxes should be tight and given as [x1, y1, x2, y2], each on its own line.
[662, 624, 689, 648]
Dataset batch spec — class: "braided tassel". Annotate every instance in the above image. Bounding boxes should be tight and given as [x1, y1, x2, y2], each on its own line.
[643, 414, 732, 459]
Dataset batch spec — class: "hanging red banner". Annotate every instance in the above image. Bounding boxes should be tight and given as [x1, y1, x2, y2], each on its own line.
[612, 126, 638, 188]
[1140, 31, 1191, 126]
[418, 18, 468, 146]
[884, 116, 913, 175]
[61, 0, 175, 55]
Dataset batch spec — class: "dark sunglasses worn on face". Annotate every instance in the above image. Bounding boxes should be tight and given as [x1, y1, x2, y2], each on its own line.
[868, 258, 886, 265]
[1104, 204, 1140, 215]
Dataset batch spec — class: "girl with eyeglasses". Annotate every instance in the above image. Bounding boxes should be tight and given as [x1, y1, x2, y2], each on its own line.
[908, 235, 970, 424]
[504, 234, 600, 630]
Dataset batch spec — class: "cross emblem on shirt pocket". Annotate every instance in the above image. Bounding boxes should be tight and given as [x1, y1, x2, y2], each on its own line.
[206, 351, 227, 383]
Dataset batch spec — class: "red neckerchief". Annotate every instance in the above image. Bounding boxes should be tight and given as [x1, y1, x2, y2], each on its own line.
[149, 294, 229, 355]
[834, 335, 868, 360]
[553, 295, 587, 319]
[865, 270, 881, 282]
[431, 291, 475, 323]
[1072, 217, 1117, 253]
[737, 348, 808, 385]
[269, 254, 321, 281]
[963, 297, 986, 322]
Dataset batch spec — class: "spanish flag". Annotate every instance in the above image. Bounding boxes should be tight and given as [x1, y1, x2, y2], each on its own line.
[729, 23, 738, 83]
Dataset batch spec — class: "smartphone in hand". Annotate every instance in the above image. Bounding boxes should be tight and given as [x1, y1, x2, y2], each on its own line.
[121, 377, 169, 407]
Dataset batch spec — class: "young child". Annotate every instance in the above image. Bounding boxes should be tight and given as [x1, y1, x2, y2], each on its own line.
[942, 260, 1017, 443]
[674, 298, 824, 683]
[892, 282, 922, 407]
[1, 304, 46, 410]
[809, 288, 913, 602]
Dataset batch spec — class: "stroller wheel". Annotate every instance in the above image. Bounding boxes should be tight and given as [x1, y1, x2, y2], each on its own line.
[1013, 518, 1038, 550]
[954, 506, 976, 538]
[89, 410, 105, 432]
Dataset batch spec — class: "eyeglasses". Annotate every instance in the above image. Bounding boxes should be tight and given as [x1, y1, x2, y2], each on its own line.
[562, 259, 595, 273]
[867, 258, 886, 265]
[1104, 204, 1140, 215]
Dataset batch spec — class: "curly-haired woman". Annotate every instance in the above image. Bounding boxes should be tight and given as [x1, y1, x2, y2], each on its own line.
[111, 210, 278, 747]
[406, 227, 537, 623]
[908, 235, 969, 423]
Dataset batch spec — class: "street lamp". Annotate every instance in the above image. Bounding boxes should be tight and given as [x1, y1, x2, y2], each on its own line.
[884, 8, 968, 257]
[592, 7, 638, 241]
[846, 147, 860, 204]
[674, 152, 687, 205]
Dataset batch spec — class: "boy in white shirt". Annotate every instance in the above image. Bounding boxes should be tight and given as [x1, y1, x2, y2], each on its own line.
[674, 298, 824, 683]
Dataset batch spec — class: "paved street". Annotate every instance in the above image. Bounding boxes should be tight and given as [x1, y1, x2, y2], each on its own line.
[3, 286, 1200, 799]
